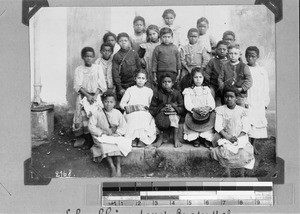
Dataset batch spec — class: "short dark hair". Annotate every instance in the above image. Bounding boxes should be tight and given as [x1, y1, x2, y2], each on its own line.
[197, 17, 209, 26]
[222, 30, 236, 40]
[159, 27, 173, 37]
[162, 9, 176, 18]
[216, 40, 229, 48]
[100, 42, 113, 52]
[245, 46, 260, 56]
[102, 31, 117, 43]
[81, 47, 95, 58]
[133, 16, 145, 25]
[223, 85, 239, 97]
[101, 90, 116, 101]
[117, 32, 130, 42]
[187, 28, 199, 37]
[159, 72, 175, 85]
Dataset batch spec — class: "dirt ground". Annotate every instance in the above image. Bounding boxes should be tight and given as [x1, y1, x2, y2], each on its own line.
[31, 123, 277, 179]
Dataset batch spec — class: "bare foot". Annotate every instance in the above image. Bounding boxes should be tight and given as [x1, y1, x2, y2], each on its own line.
[116, 169, 121, 177]
[174, 139, 183, 148]
[152, 134, 163, 148]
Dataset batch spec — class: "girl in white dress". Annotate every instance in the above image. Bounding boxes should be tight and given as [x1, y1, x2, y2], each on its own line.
[73, 47, 107, 149]
[120, 70, 156, 147]
[245, 46, 270, 154]
[183, 67, 216, 147]
[210, 85, 255, 177]
[89, 91, 132, 177]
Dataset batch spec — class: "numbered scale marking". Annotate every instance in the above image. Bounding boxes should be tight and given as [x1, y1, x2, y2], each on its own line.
[101, 181, 273, 207]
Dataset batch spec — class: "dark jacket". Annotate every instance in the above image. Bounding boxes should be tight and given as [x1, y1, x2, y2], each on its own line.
[149, 88, 184, 117]
[112, 48, 141, 92]
[218, 61, 252, 97]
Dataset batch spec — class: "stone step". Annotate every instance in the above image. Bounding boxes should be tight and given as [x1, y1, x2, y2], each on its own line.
[122, 142, 211, 170]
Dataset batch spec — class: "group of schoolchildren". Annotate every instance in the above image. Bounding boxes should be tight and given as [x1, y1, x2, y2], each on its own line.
[72, 9, 270, 177]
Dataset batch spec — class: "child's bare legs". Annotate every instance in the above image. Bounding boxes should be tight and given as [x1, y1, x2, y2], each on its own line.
[173, 127, 182, 148]
[152, 131, 164, 148]
[250, 137, 259, 155]
[106, 157, 117, 177]
[115, 156, 122, 177]
[240, 168, 245, 177]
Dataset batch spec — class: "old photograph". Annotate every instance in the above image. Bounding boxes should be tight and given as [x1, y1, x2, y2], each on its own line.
[30, 5, 276, 178]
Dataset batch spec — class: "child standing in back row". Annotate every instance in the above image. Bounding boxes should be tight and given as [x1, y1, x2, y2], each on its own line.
[73, 47, 107, 150]
[140, 25, 161, 88]
[102, 31, 120, 57]
[112, 32, 141, 100]
[218, 44, 252, 107]
[152, 27, 181, 87]
[196, 17, 217, 55]
[204, 40, 229, 106]
[131, 16, 147, 53]
[245, 46, 270, 155]
[180, 28, 210, 91]
[161, 8, 182, 48]
[95, 42, 114, 92]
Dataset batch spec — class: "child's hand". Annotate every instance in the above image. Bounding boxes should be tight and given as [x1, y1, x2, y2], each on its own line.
[229, 136, 238, 143]
[237, 88, 243, 93]
[119, 89, 125, 96]
[153, 76, 158, 85]
[111, 133, 119, 137]
[160, 106, 168, 112]
[87, 95, 94, 104]
[199, 107, 210, 116]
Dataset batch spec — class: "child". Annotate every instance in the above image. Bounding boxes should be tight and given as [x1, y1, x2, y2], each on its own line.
[222, 31, 236, 46]
[245, 46, 270, 155]
[152, 27, 181, 87]
[183, 67, 216, 147]
[102, 31, 120, 57]
[196, 17, 217, 54]
[149, 72, 184, 148]
[140, 25, 160, 87]
[218, 44, 252, 107]
[210, 85, 255, 177]
[180, 28, 210, 91]
[161, 8, 182, 48]
[89, 91, 132, 177]
[112, 32, 141, 100]
[131, 16, 147, 53]
[120, 70, 156, 147]
[73, 47, 107, 149]
[95, 42, 114, 91]
[204, 40, 229, 106]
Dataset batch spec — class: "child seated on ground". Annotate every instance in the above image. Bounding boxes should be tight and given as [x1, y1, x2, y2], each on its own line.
[180, 28, 210, 91]
[102, 31, 120, 57]
[120, 70, 156, 147]
[73, 47, 107, 150]
[112, 32, 141, 100]
[245, 46, 270, 155]
[218, 44, 252, 107]
[204, 40, 229, 106]
[89, 91, 132, 177]
[149, 72, 184, 148]
[196, 17, 216, 55]
[139, 24, 160, 88]
[95, 42, 114, 91]
[210, 85, 255, 177]
[161, 8, 182, 48]
[152, 27, 181, 87]
[183, 67, 216, 147]
[131, 16, 147, 53]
